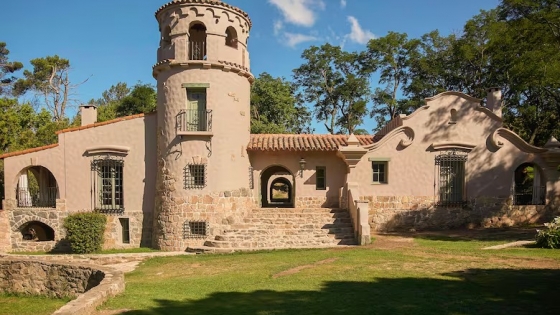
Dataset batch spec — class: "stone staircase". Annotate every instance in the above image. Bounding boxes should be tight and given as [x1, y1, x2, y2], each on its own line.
[188, 208, 357, 253]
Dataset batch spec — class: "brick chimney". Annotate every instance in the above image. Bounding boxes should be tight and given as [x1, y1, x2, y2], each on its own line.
[486, 87, 502, 117]
[80, 104, 97, 126]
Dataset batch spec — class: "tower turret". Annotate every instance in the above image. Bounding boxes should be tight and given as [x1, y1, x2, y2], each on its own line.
[152, 0, 254, 251]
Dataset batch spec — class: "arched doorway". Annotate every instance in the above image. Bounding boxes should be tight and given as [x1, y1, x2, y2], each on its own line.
[19, 221, 55, 241]
[261, 165, 295, 208]
[189, 22, 207, 60]
[16, 166, 58, 208]
[513, 163, 545, 205]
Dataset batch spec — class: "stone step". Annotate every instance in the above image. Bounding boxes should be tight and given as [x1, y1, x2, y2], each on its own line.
[216, 231, 355, 241]
[229, 223, 353, 230]
[242, 218, 352, 224]
[250, 208, 346, 214]
[222, 227, 354, 235]
[187, 242, 357, 254]
[245, 212, 351, 219]
[203, 237, 357, 249]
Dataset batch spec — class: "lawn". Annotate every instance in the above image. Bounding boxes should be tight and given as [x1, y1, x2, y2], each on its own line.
[93, 229, 560, 315]
[0, 293, 70, 315]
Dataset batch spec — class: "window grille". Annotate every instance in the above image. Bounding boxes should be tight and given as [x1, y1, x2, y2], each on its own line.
[435, 151, 467, 206]
[91, 157, 124, 214]
[183, 220, 209, 239]
[372, 162, 388, 184]
[249, 166, 254, 189]
[184, 163, 207, 189]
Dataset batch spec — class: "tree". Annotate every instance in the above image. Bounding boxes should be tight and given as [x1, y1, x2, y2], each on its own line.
[250, 72, 312, 134]
[364, 32, 420, 131]
[115, 83, 156, 117]
[13, 55, 87, 121]
[293, 44, 371, 134]
[0, 42, 23, 95]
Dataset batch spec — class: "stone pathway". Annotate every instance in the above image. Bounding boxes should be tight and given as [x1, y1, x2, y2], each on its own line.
[482, 240, 535, 250]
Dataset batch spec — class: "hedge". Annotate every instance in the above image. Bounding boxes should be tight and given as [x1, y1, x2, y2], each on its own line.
[63, 212, 107, 254]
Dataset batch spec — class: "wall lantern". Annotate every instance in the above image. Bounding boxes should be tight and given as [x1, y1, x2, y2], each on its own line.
[299, 157, 306, 178]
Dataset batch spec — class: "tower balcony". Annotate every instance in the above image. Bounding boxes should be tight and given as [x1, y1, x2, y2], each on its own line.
[176, 109, 213, 136]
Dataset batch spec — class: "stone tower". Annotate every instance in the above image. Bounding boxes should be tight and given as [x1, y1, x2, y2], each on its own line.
[152, 0, 254, 251]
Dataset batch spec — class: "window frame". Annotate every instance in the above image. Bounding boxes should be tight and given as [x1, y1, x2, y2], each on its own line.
[184, 163, 207, 189]
[369, 158, 390, 185]
[91, 157, 124, 213]
[315, 166, 326, 190]
[435, 151, 467, 206]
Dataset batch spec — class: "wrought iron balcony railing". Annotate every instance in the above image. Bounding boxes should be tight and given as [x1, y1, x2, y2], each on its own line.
[16, 186, 57, 208]
[176, 109, 213, 135]
[189, 41, 206, 61]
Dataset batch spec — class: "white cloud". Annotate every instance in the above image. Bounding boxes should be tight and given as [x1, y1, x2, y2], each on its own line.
[283, 32, 319, 48]
[340, 0, 347, 8]
[346, 16, 375, 44]
[268, 0, 325, 27]
[273, 20, 283, 35]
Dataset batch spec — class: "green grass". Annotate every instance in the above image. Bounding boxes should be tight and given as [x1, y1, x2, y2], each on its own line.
[97, 233, 560, 315]
[0, 293, 70, 315]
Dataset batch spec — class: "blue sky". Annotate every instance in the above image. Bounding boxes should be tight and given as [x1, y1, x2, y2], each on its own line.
[2, 0, 499, 133]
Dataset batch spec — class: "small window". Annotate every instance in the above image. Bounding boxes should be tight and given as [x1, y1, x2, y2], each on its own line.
[184, 163, 206, 189]
[449, 109, 458, 124]
[435, 151, 467, 206]
[316, 166, 326, 190]
[372, 162, 388, 184]
[183, 220, 209, 239]
[119, 218, 130, 244]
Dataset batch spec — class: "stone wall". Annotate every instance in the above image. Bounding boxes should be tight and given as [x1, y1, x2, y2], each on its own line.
[9, 208, 68, 253]
[360, 195, 559, 232]
[0, 259, 104, 298]
[0, 211, 11, 252]
[103, 211, 152, 249]
[154, 188, 258, 251]
[295, 196, 339, 208]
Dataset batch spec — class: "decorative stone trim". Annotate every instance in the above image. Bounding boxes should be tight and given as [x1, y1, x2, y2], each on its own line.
[154, 0, 252, 27]
[84, 145, 130, 156]
[181, 83, 210, 88]
[431, 141, 476, 152]
[490, 127, 548, 153]
[363, 126, 415, 152]
[152, 60, 255, 83]
[0, 258, 124, 315]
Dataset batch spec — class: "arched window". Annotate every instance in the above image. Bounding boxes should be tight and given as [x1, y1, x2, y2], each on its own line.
[189, 22, 207, 60]
[161, 25, 171, 47]
[225, 26, 238, 49]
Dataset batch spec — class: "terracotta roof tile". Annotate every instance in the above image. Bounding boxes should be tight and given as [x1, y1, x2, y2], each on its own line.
[55, 113, 148, 135]
[0, 144, 59, 159]
[155, 0, 252, 28]
[247, 134, 376, 152]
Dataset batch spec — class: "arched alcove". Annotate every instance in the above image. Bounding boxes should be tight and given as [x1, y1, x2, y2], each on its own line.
[161, 25, 171, 47]
[20, 221, 55, 241]
[16, 166, 58, 208]
[225, 26, 238, 48]
[260, 165, 295, 208]
[189, 22, 207, 60]
[513, 162, 546, 205]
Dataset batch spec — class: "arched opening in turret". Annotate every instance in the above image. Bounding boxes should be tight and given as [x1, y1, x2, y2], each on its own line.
[189, 22, 207, 60]
[225, 26, 238, 49]
[161, 25, 171, 47]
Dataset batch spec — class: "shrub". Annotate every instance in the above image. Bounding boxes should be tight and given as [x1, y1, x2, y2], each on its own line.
[63, 212, 107, 254]
[536, 217, 560, 249]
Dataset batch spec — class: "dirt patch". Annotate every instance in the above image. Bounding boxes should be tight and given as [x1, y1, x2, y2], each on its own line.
[272, 258, 338, 278]
[368, 234, 416, 250]
[95, 309, 130, 315]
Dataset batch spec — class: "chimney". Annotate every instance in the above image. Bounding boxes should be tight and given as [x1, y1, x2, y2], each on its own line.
[80, 104, 98, 126]
[486, 87, 502, 117]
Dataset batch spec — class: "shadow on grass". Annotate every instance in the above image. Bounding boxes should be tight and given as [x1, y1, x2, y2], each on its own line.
[383, 226, 540, 243]
[122, 268, 560, 315]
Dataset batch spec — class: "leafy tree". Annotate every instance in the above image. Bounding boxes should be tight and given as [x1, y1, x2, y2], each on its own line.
[115, 83, 156, 117]
[293, 44, 370, 134]
[363, 32, 420, 131]
[13, 55, 88, 121]
[95, 82, 130, 106]
[0, 42, 23, 95]
[250, 72, 312, 134]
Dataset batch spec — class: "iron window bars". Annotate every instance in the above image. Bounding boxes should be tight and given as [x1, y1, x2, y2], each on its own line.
[184, 163, 207, 189]
[183, 220, 209, 239]
[91, 157, 124, 214]
[435, 151, 467, 206]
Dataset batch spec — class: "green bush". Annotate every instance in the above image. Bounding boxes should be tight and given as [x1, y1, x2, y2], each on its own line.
[63, 212, 107, 254]
[536, 217, 560, 249]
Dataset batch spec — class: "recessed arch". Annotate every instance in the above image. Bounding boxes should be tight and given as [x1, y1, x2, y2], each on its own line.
[161, 25, 171, 47]
[270, 177, 292, 202]
[189, 21, 207, 60]
[225, 26, 238, 48]
[513, 162, 546, 205]
[260, 164, 295, 208]
[15, 165, 58, 208]
[19, 221, 55, 241]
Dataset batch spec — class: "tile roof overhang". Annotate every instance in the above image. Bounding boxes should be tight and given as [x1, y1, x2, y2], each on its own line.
[247, 134, 378, 152]
[154, 0, 252, 28]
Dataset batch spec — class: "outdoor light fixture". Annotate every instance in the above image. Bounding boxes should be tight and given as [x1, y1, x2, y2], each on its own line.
[299, 157, 306, 178]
